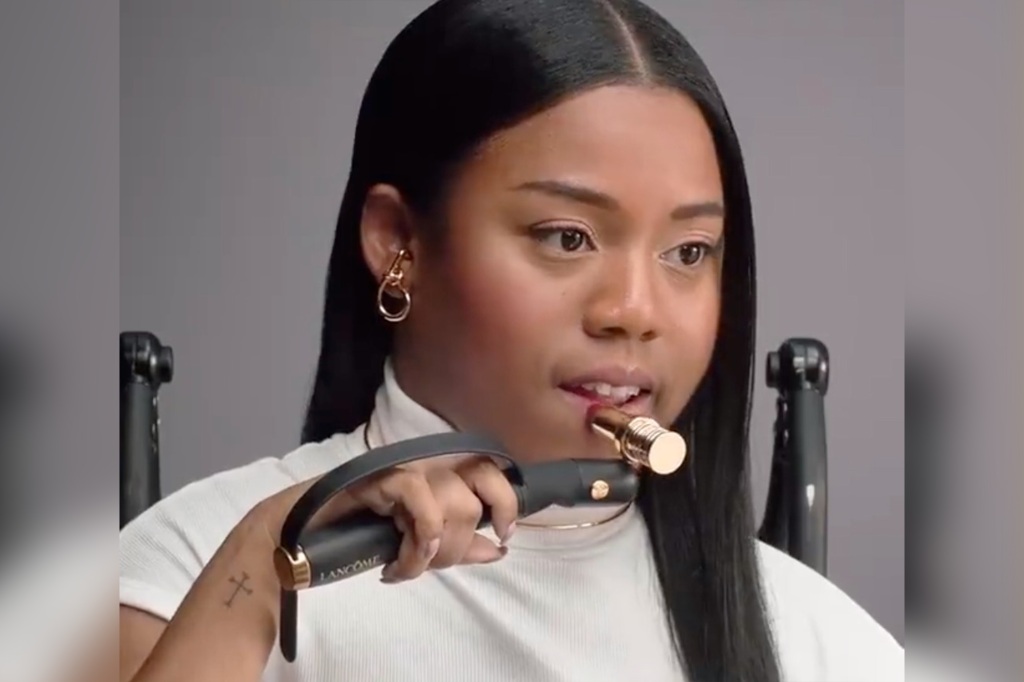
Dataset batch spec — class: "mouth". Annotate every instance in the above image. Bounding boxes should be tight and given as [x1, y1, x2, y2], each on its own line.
[557, 365, 656, 415]
[561, 364, 655, 421]
[560, 382, 651, 408]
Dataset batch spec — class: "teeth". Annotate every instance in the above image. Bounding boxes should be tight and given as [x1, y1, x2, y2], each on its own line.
[579, 382, 642, 404]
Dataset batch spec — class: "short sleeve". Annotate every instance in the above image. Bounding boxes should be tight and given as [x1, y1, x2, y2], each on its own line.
[119, 456, 304, 621]
[120, 493, 217, 621]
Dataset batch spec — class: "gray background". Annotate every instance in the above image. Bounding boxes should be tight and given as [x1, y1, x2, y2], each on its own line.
[0, 2, 118, 515]
[10, 0, 1024, 673]
[119, 0, 906, 640]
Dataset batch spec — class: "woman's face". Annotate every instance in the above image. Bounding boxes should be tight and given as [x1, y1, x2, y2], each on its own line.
[366, 85, 725, 463]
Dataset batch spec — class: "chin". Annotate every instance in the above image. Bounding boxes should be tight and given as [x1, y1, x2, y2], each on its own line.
[505, 434, 622, 465]
[496, 398, 626, 464]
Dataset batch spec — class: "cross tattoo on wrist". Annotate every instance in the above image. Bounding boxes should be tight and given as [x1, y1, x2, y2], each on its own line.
[225, 572, 253, 607]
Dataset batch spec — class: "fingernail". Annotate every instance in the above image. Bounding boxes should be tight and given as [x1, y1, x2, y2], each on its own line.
[485, 546, 509, 563]
[422, 538, 441, 560]
[501, 522, 516, 546]
[380, 563, 398, 583]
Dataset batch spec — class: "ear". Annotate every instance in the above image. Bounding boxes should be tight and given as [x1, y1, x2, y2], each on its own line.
[360, 184, 418, 286]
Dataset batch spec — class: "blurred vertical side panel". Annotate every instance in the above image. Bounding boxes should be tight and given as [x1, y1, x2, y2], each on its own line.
[906, 0, 1023, 679]
[0, 0, 119, 681]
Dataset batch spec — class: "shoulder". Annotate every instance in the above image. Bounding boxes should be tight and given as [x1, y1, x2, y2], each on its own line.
[122, 431, 358, 552]
[119, 430, 364, 620]
[755, 541, 905, 682]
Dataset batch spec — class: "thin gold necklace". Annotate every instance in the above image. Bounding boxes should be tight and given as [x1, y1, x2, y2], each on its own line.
[516, 502, 634, 530]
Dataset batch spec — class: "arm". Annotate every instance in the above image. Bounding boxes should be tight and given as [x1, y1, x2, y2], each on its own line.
[116, 452, 515, 682]
[124, 510, 282, 682]
[119, 607, 167, 682]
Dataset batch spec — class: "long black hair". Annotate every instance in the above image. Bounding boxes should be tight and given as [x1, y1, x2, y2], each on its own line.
[301, 1, 778, 680]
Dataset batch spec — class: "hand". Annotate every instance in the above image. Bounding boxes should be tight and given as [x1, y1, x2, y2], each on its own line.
[252, 456, 518, 586]
[350, 456, 518, 582]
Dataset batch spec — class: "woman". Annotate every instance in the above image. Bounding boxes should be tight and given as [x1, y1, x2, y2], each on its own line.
[119, 1, 904, 681]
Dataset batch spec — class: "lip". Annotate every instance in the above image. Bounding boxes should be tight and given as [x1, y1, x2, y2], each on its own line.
[558, 385, 653, 417]
[560, 366, 656, 392]
[558, 365, 657, 416]
[561, 364, 655, 391]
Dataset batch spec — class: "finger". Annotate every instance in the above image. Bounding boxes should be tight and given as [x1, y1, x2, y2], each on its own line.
[381, 505, 439, 582]
[428, 471, 484, 569]
[307, 469, 401, 531]
[457, 458, 519, 545]
[373, 469, 445, 554]
[460, 533, 508, 565]
[303, 487, 364, 533]
[402, 453, 476, 475]
[349, 480, 398, 516]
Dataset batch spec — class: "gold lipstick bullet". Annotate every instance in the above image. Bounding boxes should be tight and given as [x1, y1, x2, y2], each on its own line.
[588, 406, 687, 475]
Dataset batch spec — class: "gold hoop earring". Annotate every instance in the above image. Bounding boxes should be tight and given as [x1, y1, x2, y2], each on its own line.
[377, 249, 412, 323]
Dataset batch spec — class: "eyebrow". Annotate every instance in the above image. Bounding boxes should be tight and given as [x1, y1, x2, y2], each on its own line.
[512, 179, 724, 221]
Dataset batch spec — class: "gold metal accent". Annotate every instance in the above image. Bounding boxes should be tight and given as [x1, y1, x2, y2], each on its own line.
[377, 249, 412, 322]
[516, 502, 633, 530]
[590, 480, 610, 500]
[589, 406, 687, 475]
[274, 546, 311, 591]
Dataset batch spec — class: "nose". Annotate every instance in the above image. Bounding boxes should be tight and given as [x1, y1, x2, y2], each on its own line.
[582, 254, 662, 342]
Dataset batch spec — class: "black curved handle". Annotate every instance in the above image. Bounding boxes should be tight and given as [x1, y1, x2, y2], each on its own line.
[279, 433, 517, 551]
[299, 459, 639, 587]
[276, 431, 640, 662]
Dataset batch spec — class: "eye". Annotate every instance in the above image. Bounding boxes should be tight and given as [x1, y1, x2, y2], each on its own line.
[665, 241, 714, 268]
[532, 226, 596, 253]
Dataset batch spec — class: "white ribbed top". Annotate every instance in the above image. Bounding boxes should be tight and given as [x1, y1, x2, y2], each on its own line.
[120, 361, 904, 681]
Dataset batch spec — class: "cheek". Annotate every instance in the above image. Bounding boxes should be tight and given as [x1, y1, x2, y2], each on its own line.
[665, 278, 721, 402]
[688, 284, 721, 358]
[431, 242, 565, 375]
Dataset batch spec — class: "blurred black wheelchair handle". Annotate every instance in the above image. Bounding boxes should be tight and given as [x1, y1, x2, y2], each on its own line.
[120, 331, 173, 529]
[758, 338, 830, 576]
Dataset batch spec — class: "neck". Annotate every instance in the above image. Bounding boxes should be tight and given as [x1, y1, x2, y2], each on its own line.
[363, 358, 637, 540]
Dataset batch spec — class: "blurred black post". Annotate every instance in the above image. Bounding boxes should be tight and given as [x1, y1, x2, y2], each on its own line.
[120, 331, 173, 528]
[759, 338, 830, 576]
[905, 339, 946, 630]
[0, 328, 34, 555]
